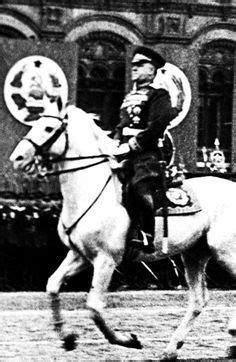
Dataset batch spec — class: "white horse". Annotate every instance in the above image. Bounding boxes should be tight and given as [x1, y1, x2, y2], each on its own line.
[10, 105, 236, 359]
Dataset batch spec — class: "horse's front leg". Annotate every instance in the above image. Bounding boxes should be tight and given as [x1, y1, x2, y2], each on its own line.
[46, 249, 87, 350]
[87, 251, 142, 349]
[162, 249, 210, 360]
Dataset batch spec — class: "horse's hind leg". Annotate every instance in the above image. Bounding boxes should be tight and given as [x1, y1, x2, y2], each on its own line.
[87, 251, 142, 349]
[218, 250, 236, 357]
[162, 239, 210, 360]
[228, 313, 236, 358]
[46, 249, 87, 350]
[207, 226, 236, 358]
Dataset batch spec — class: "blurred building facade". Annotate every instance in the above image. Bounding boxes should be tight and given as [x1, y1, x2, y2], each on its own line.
[0, 0, 235, 290]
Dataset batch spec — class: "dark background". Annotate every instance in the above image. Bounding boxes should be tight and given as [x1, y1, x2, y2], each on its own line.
[0, 199, 235, 292]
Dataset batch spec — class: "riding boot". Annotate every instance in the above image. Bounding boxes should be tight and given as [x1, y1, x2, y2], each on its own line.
[129, 189, 155, 253]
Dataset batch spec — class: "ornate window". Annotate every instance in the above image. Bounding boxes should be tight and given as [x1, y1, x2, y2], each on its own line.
[197, 42, 234, 169]
[76, 35, 126, 131]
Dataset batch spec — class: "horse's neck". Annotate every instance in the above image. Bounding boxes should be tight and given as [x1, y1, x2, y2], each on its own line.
[59, 106, 121, 225]
[59, 163, 113, 225]
[65, 105, 117, 157]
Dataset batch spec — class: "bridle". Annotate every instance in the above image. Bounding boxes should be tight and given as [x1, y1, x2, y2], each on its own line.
[22, 113, 113, 240]
[23, 114, 111, 178]
[24, 115, 69, 157]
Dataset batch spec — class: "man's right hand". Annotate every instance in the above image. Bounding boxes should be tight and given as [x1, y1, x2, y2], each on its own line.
[113, 143, 130, 156]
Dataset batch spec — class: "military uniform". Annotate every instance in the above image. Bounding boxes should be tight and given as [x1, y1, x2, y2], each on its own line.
[113, 46, 180, 253]
[114, 84, 178, 184]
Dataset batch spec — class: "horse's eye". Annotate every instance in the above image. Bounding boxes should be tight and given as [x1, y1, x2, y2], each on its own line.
[45, 126, 54, 133]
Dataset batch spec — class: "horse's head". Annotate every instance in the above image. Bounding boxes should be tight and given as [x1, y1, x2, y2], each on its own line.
[10, 105, 120, 177]
[10, 115, 67, 174]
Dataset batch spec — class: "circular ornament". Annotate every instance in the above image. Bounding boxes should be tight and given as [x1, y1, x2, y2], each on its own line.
[4, 55, 68, 125]
[153, 62, 192, 129]
[166, 188, 190, 206]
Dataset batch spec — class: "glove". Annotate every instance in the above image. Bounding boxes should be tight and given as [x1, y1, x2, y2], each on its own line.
[113, 143, 130, 156]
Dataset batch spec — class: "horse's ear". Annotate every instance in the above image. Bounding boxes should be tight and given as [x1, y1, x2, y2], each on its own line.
[57, 96, 63, 113]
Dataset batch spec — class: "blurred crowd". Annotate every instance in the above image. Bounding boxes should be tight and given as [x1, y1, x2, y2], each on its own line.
[0, 198, 234, 292]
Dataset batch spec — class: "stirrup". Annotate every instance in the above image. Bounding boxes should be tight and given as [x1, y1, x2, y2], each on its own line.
[129, 230, 155, 254]
[140, 230, 151, 246]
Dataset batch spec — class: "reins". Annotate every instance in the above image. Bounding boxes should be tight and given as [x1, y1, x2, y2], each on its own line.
[37, 151, 112, 178]
[50, 154, 112, 162]
[37, 157, 110, 178]
[24, 113, 112, 178]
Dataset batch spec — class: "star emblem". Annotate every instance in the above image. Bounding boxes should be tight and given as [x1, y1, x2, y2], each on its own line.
[34, 60, 42, 68]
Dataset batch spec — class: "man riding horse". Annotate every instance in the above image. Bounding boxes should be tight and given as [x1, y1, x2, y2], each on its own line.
[113, 46, 182, 253]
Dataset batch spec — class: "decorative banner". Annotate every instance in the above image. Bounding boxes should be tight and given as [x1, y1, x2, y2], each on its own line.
[4, 56, 68, 126]
[153, 62, 192, 129]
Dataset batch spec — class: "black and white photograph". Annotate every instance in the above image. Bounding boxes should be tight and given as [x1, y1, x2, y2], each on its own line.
[0, 0, 235, 360]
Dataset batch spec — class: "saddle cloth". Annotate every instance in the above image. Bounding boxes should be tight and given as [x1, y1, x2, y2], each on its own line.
[155, 183, 202, 216]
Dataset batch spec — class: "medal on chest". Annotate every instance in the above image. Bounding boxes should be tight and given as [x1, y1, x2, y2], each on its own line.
[121, 88, 149, 126]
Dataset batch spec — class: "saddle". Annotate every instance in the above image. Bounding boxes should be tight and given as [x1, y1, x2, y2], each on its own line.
[121, 171, 201, 217]
[154, 180, 202, 216]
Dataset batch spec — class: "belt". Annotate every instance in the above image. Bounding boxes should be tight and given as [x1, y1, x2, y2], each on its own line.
[122, 127, 143, 136]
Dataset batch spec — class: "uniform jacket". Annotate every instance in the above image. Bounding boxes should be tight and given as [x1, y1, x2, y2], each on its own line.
[114, 85, 178, 151]
[114, 85, 179, 183]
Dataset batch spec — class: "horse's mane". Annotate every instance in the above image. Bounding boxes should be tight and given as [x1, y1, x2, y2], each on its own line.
[67, 105, 118, 157]
[91, 122, 118, 156]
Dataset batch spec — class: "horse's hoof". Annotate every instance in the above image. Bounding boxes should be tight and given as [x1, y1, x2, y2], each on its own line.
[160, 351, 178, 361]
[228, 345, 236, 358]
[177, 340, 184, 349]
[62, 333, 77, 351]
[130, 333, 143, 349]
